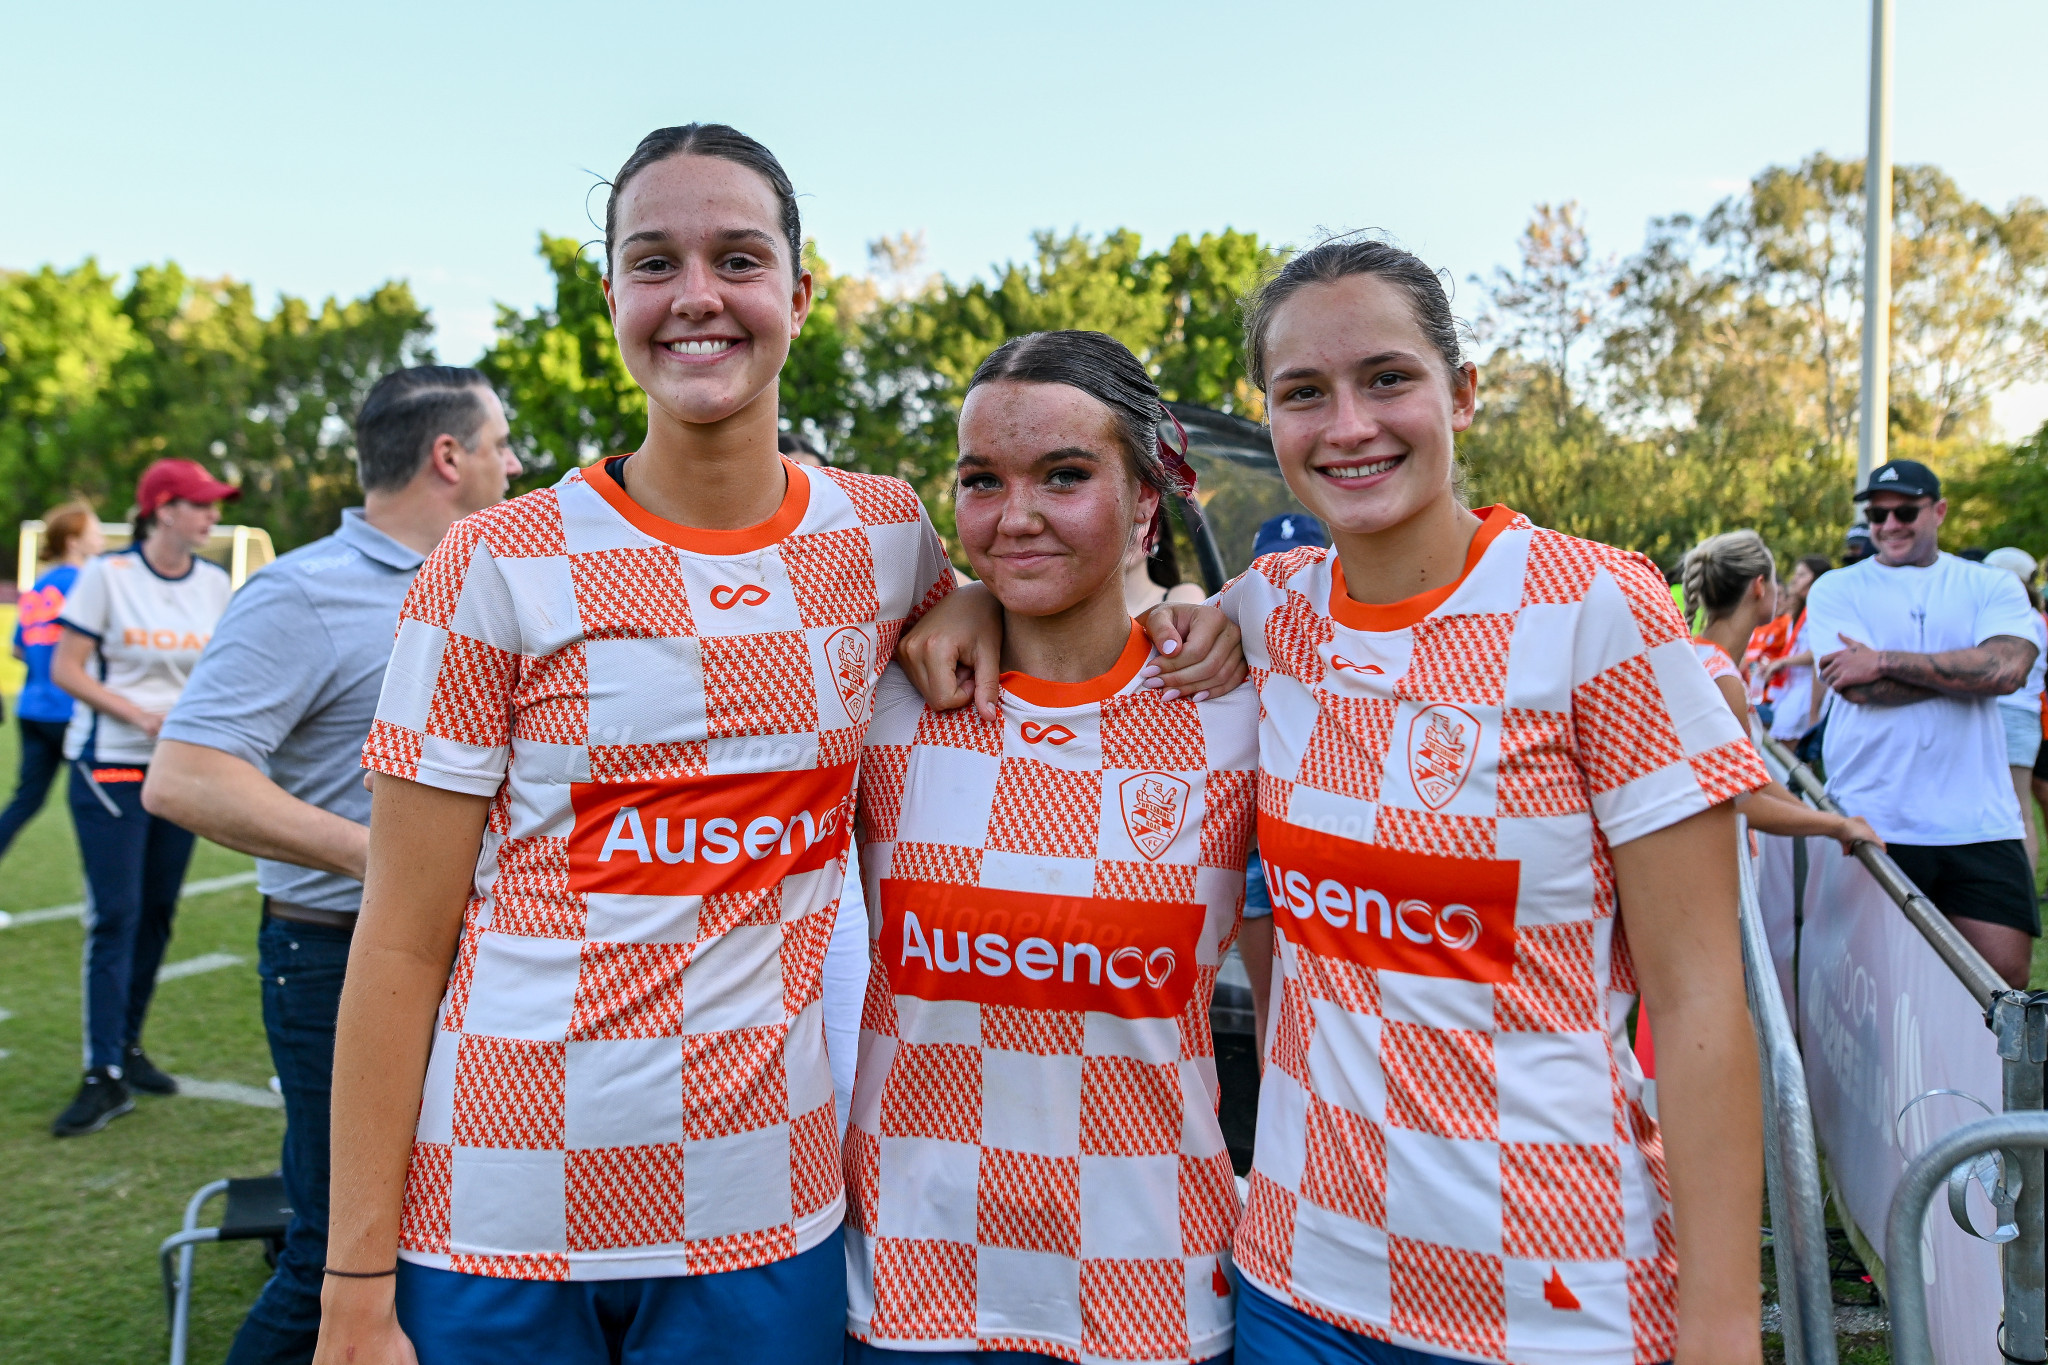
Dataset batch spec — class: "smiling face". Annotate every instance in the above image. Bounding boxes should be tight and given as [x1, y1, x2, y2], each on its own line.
[601, 154, 812, 432]
[1263, 274, 1476, 539]
[955, 380, 1158, 620]
[1863, 490, 1945, 567]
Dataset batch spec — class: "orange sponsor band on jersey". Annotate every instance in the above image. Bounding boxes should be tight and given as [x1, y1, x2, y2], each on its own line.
[568, 762, 855, 898]
[877, 878, 1204, 1019]
[90, 768, 147, 783]
[1256, 813, 1518, 983]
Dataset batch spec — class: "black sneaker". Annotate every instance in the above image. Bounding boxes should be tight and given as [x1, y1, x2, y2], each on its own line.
[51, 1069, 134, 1137]
[123, 1046, 178, 1096]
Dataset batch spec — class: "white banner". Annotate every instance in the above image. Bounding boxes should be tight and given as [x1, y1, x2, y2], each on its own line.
[1756, 832, 2003, 1363]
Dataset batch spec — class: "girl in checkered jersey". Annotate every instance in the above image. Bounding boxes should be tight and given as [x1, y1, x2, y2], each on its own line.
[844, 330, 1260, 1364]
[903, 239, 1772, 1365]
[320, 127, 962, 1365]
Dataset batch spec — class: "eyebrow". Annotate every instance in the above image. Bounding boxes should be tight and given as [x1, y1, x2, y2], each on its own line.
[1271, 350, 1423, 384]
[956, 446, 1107, 470]
[616, 227, 782, 254]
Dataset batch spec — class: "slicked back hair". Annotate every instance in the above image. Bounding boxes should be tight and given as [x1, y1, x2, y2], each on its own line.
[603, 124, 802, 281]
[354, 366, 494, 493]
[966, 330, 1189, 505]
[1242, 233, 1467, 394]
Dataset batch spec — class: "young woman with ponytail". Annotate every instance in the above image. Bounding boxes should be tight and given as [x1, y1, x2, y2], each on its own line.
[1680, 531, 1880, 854]
[845, 330, 1258, 1364]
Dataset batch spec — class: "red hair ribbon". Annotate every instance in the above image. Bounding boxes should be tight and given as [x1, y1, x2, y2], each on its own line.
[1158, 408, 1197, 499]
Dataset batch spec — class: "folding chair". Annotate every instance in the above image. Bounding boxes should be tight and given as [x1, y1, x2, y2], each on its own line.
[158, 1175, 291, 1365]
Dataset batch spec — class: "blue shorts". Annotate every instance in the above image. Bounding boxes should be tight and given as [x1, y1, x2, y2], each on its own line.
[1235, 1279, 1667, 1365]
[394, 1231, 845, 1365]
[846, 1343, 1231, 1365]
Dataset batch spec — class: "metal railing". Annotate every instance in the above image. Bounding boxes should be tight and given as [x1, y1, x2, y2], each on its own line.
[1888, 1113, 2048, 1365]
[1760, 733, 2048, 1363]
[1736, 813, 1838, 1365]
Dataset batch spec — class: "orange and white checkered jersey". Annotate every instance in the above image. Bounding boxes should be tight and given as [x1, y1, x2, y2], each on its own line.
[845, 622, 1260, 1363]
[359, 456, 955, 1283]
[1224, 507, 1766, 1365]
[1691, 637, 1739, 684]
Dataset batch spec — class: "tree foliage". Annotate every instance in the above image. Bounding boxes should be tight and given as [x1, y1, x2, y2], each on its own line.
[6, 150, 2041, 578]
[0, 259, 431, 557]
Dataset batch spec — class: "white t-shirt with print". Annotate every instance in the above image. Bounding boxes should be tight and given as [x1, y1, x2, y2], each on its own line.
[1806, 553, 2039, 845]
[58, 547, 233, 764]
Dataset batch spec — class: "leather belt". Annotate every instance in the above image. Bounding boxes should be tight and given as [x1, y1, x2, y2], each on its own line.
[263, 896, 358, 932]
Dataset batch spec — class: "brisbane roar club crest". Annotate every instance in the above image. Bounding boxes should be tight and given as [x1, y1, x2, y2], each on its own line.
[1407, 703, 1479, 811]
[1119, 771, 1191, 861]
[823, 625, 873, 722]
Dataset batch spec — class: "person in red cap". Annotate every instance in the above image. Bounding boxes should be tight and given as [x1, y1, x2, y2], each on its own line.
[49, 456, 239, 1136]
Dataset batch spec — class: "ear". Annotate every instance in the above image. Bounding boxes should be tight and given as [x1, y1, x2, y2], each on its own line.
[1450, 363, 1480, 432]
[425, 433, 466, 487]
[788, 267, 815, 339]
[1931, 497, 1949, 529]
[601, 273, 617, 324]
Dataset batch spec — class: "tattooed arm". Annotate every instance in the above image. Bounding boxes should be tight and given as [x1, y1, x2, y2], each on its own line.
[1818, 633, 2038, 706]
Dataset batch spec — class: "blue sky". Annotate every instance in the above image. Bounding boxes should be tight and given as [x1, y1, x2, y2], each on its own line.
[8, 0, 2045, 433]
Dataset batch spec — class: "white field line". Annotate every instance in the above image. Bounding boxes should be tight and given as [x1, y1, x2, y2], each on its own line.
[156, 951, 244, 983]
[172, 1076, 284, 1110]
[0, 870, 259, 930]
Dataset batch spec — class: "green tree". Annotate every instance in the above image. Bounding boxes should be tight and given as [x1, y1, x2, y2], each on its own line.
[0, 259, 430, 560]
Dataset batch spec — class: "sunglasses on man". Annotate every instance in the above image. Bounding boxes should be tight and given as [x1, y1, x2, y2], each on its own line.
[1865, 501, 1931, 525]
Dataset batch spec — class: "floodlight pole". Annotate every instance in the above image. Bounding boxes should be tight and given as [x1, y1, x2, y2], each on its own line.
[1856, 0, 1893, 492]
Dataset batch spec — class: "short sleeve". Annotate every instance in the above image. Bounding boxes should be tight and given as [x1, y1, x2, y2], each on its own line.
[57, 558, 110, 639]
[162, 572, 337, 769]
[903, 509, 956, 628]
[1803, 574, 1857, 660]
[1573, 554, 1768, 848]
[1976, 570, 2040, 648]
[362, 521, 517, 797]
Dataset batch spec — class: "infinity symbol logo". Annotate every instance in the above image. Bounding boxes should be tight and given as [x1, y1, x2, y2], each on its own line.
[709, 584, 771, 609]
[1019, 722, 1076, 745]
[1331, 656, 1384, 674]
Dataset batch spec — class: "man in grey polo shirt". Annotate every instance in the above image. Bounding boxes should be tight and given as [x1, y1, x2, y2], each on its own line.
[145, 365, 519, 1365]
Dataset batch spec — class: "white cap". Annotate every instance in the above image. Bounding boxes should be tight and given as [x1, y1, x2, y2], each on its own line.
[1984, 546, 2038, 585]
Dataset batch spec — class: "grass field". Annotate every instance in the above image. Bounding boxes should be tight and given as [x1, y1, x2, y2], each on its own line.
[0, 707, 278, 1364]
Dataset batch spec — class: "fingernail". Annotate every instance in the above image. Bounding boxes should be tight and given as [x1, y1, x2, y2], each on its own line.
[1161, 640, 1178, 655]
[1162, 689, 1181, 701]
[1194, 691, 1209, 702]
[1140, 665, 1161, 678]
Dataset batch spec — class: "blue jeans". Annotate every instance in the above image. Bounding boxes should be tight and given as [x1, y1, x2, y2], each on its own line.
[226, 913, 353, 1365]
[394, 1230, 846, 1365]
[0, 717, 68, 859]
[69, 761, 196, 1070]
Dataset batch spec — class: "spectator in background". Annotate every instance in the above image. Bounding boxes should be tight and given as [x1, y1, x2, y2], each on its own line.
[49, 460, 238, 1136]
[144, 366, 518, 1365]
[1842, 521, 1875, 566]
[1983, 546, 2047, 870]
[1810, 459, 2042, 986]
[1756, 554, 1833, 745]
[0, 502, 103, 861]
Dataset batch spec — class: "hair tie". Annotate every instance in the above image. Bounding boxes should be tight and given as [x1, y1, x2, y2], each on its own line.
[1157, 408, 1197, 499]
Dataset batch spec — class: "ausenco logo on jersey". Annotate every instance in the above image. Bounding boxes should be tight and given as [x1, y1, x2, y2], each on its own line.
[1256, 814, 1518, 983]
[568, 762, 856, 897]
[877, 879, 1204, 1019]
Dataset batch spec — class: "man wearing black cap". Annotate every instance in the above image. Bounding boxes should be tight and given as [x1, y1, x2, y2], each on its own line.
[1807, 459, 2042, 985]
